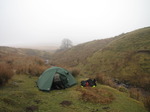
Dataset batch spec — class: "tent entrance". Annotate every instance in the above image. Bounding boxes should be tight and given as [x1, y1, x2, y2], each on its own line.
[51, 73, 66, 90]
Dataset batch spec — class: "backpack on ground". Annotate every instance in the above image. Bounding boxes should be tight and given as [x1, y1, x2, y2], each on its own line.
[81, 79, 96, 87]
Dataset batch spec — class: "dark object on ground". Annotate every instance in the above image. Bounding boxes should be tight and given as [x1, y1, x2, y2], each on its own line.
[91, 108, 99, 112]
[60, 100, 72, 106]
[34, 100, 41, 104]
[26, 105, 38, 112]
[52, 81, 65, 89]
[102, 106, 110, 110]
[81, 78, 97, 87]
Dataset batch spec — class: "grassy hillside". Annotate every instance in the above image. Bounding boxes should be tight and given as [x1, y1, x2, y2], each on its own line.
[0, 46, 51, 86]
[85, 27, 150, 90]
[0, 46, 52, 59]
[0, 74, 148, 112]
[51, 38, 115, 67]
[50, 27, 150, 91]
[0, 27, 149, 112]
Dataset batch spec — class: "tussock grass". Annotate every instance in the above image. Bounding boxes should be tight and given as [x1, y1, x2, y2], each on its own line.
[129, 88, 142, 101]
[0, 50, 50, 86]
[0, 63, 14, 86]
[77, 87, 115, 104]
[143, 96, 150, 111]
[68, 68, 80, 77]
[95, 73, 117, 88]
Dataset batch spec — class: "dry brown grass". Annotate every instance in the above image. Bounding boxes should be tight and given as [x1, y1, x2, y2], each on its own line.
[0, 53, 50, 86]
[129, 88, 142, 101]
[77, 87, 115, 104]
[68, 68, 80, 77]
[0, 63, 14, 86]
[7, 56, 50, 76]
[28, 64, 48, 76]
[95, 73, 117, 88]
[129, 88, 150, 111]
[117, 86, 128, 93]
[143, 95, 150, 111]
[15, 63, 48, 76]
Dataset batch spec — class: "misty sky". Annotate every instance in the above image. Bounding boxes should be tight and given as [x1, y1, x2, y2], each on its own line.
[0, 0, 150, 46]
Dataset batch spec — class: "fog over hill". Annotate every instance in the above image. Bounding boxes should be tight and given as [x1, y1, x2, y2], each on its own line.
[0, 0, 150, 47]
[15, 44, 59, 52]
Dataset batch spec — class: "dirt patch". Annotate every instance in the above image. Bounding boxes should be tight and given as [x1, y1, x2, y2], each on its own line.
[2, 98, 17, 106]
[60, 100, 72, 106]
[25, 105, 38, 112]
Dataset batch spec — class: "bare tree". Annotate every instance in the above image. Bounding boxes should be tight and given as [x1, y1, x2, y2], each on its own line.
[60, 38, 73, 50]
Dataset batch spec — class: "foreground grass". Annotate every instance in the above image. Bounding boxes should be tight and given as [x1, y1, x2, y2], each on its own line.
[0, 75, 148, 112]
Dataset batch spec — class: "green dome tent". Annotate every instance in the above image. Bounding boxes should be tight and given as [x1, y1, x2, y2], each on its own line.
[37, 67, 77, 91]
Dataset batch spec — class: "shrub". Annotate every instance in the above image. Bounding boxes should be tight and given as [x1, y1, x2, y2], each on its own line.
[16, 64, 48, 76]
[33, 57, 45, 65]
[15, 65, 29, 75]
[69, 68, 80, 77]
[28, 64, 48, 76]
[95, 74, 105, 84]
[0, 63, 14, 86]
[95, 74, 116, 88]
[117, 86, 128, 93]
[129, 88, 142, 101]
[14, 56, 49, 76]
[143, 95, 150, 112]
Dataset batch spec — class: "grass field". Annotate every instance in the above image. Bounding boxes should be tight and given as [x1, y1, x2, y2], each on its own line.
[0, 74, 148, 112]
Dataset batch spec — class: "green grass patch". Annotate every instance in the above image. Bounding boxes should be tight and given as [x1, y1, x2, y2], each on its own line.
[0, 74, 148, 112]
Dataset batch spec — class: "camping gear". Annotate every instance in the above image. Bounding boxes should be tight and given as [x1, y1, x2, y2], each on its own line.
[81, 79, 96, 87]
[37, 67, 76, 91]
[53, 73, 65, 89]
[81, 80, 87, 87]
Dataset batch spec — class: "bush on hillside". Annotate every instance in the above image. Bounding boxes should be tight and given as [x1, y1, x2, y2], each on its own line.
[28, 64, 48, 76]
[69, 68, 80, 77]
[129, 88, 142, 101]
[15, 65, 29, 75]
[12, 56, 49, 76]
[0, 63, 14, 86]
[143, 95, 150, 112]
[129, 87, 150, 112]
[95, 73, 116, 88]
[16, 64, 48, 76]
[117, 86, 128, 93]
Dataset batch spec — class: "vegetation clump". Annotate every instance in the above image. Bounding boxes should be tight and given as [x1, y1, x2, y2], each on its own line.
[69, 68, 80, 77]
[95, 73, 116, 88]
[143, 96, 150, 112]
[77, 87, 115, 104]
[26, 105, 39, 112]
[60, 100, 72, 106]
[0, 63, 14, 86]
